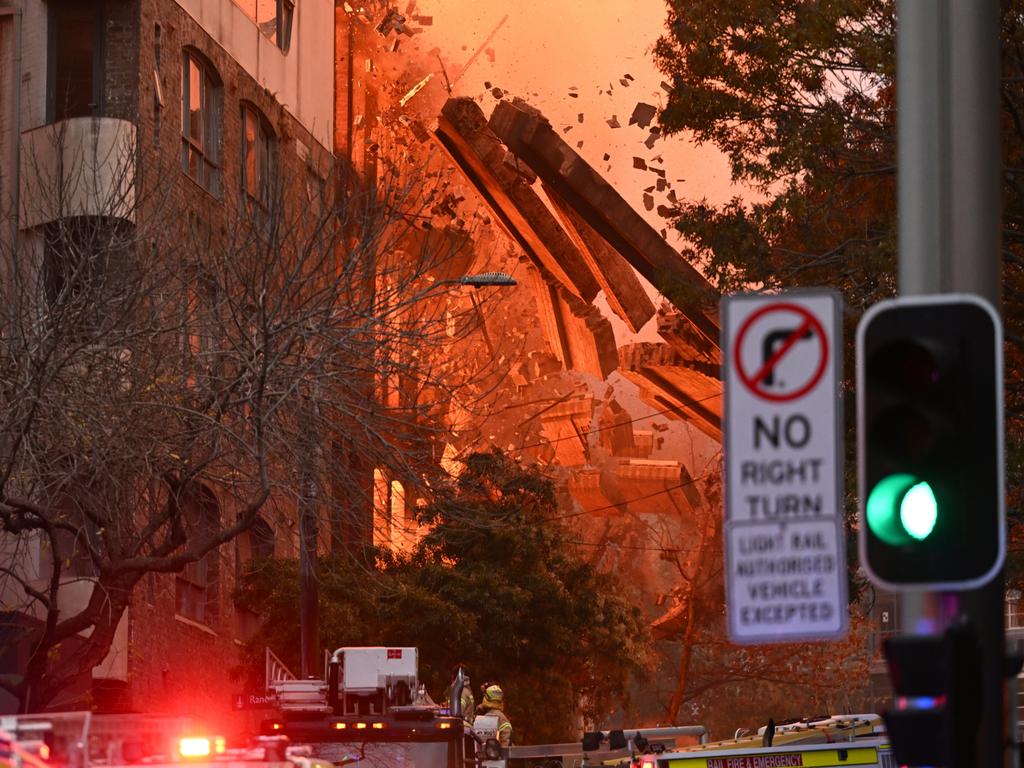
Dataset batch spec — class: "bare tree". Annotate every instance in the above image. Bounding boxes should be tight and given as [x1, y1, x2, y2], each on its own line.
[0, 115, 496, 711]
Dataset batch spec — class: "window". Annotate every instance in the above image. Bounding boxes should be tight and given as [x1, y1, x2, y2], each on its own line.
[175, 487, 220, 625]
[241, 104, 275, 205]
[181, 51, 222, 195]
[249, 516, 276, 561]
[233, 0, 295, 52]
[49, 2, 103, 121]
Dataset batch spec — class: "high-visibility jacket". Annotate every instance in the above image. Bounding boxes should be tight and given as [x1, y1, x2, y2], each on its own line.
[487, 708, 512, 747]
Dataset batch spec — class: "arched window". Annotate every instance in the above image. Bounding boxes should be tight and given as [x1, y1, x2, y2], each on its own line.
[240, 103, 275, 206]
[181, 50, 222, 195]
[249, 515, 276, 561]
[175, 485, 221, 625]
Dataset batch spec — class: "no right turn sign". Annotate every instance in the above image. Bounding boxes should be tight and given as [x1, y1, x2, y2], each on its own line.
[722, 292, 848, 644]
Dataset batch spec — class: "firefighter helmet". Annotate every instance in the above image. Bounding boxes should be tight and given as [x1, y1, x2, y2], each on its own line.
[482, 684, 504, 708]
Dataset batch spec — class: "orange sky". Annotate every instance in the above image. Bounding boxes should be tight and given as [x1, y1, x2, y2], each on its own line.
[409, 0, 738, 229]
[404, 0, 726, 463]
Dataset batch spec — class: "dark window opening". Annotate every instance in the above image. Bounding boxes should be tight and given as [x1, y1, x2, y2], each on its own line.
[234, 1, 294, 52]
[49, 2, 103, 121]
[174, 486, 221, 626]
[42, 217, 130, 338]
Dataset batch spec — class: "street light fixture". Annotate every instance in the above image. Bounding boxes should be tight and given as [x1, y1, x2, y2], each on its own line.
[454, 271, 517, 287]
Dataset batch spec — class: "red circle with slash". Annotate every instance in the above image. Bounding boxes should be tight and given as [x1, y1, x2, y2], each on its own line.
[734, 302, 828, 402]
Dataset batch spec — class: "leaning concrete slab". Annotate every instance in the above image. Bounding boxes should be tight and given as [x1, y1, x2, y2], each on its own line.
[617, 342, 722, 441]
[543, 182, 656, 334]
[488, 98, 719, 351]
[434, 98, 600, 302]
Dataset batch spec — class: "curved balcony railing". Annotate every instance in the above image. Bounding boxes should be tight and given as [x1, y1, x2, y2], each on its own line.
[20, 117, 137, 229]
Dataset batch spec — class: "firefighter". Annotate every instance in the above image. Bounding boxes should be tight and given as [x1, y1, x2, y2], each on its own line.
[479, 683, 512, 746]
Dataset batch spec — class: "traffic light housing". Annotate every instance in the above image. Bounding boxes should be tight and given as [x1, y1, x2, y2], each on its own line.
[857, 294, 1004, 590]
[882, 624, 982, 767]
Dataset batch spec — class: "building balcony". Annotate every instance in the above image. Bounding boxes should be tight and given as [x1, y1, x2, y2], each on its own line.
[20, 117, 137, 230]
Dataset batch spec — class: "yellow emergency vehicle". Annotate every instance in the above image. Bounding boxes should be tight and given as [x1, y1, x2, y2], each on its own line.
[641, 715, 894, 768]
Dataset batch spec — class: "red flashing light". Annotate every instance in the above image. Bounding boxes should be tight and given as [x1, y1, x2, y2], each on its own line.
[271, 723, 283, 731]
[38, 744, 50, 761]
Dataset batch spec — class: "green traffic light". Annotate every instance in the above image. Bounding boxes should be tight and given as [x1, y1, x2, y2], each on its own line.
[866, 473, 938, 545]
[901, 481, 938, 540]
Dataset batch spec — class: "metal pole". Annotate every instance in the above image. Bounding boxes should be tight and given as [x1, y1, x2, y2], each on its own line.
[299, 394, 321, 679]
[896, 0, 1004, 764]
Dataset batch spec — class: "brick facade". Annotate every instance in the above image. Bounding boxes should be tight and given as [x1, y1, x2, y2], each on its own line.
[2, 0, 334, 720]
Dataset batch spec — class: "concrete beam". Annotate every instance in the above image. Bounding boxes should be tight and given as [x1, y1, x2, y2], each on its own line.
[433, 98, 600, 302]
[488, 98, 720, 351]
[543, 182, 656, 334]
[617, 343, 722, 441]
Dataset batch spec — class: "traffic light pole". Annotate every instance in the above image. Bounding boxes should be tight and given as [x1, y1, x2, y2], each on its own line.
[896, 1, 1004, 765]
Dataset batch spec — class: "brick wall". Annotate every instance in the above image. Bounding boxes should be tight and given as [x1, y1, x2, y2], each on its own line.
[109, 0, 332, 720]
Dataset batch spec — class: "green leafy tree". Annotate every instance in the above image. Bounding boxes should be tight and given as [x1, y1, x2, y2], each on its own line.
[236, 451, 650, 743]
[653, 0, 1024, 585]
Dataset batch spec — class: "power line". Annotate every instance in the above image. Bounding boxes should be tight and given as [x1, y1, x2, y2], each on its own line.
[550, 472, 711, 520]
[511, 390, 722, 453]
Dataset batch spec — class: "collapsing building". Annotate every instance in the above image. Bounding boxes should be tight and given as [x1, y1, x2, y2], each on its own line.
[434, 94, 721, 487]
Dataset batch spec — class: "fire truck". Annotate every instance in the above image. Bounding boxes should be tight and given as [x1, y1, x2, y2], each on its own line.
[628, 714, 895, 768]
[261, 647, 480, 768]
[260, 647, 708, 768]
[0, 711, 332, 768]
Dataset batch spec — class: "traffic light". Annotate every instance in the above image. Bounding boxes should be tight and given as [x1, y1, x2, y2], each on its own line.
[856, 294, 1004, 590]
[882, 624, 982, 767]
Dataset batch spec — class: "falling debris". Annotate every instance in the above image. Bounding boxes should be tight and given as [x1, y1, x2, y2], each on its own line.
[667, 189, 678, 203]
[563, 126, 573, 133]
[624, 73, 635, 81]
[633, 157, 648, 170]
[651, 167, 666, 178]
[656, 177, 667, 192]
[577, 140, 584, 148]
[491, 87, 505, 99]
[644, 129, 660, 149]
[485, 48, 495, 62]
[568, 92, 579, 98]
[399, 72, 433, 106]
[643, 193, 654, 211]
[657, 205, 674, 218]
[619, 78, 631, 87]
[485, 80, 492, 89]
[644, 185, 655, 193]
[412, 14, 432, 25]
[603, 153, 610, 161]
[629, 102, 657, 128]
[376, 8, 412, 37]
[578, 113, 584, 123]
[607, 115, 621, 128]
[660, 80, 672, 93]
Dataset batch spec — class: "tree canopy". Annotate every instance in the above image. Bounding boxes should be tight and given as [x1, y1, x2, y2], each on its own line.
[654, 0, 1024, 583]
[236, 451, 650, 744]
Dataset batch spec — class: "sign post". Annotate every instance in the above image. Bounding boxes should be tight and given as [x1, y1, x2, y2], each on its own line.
[722, 292, 848, 643]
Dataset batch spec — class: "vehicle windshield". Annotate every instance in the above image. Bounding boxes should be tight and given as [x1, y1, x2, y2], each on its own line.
[303, 741, 449, 768]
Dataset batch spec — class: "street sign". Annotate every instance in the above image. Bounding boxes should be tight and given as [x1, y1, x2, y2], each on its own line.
[233, 692, 276, 710]
[722, 292, 848, 644]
